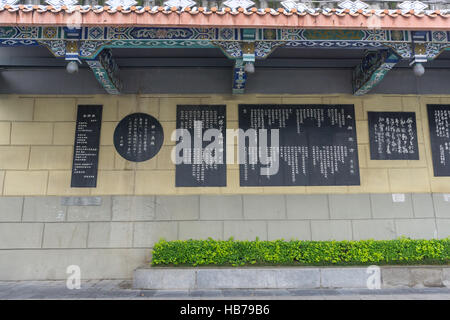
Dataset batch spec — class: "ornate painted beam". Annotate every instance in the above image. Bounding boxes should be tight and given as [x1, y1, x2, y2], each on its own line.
[214, 28, 281, 94]
[383, 42, 449, 61]
[85, 49, 122, 95]
[65, 40, 80, 63]
[215, 40, 258, 94]
[353, 31, 450, 95]
[4, 27, 450, 63]
[353, 49, 400, 96]
[214, 41, 247, 94]
[235, 41, 255, 94]
[3, 27, 450, 51]
[7, 27, 448, 60]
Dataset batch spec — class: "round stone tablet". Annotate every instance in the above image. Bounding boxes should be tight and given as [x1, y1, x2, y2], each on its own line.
[113, 112, 164, 162]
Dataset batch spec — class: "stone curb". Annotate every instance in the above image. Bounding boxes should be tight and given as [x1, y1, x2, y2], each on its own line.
[133, 266, 450, 290]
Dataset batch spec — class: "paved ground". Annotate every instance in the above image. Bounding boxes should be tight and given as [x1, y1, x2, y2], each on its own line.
[0, 280, 449, 299]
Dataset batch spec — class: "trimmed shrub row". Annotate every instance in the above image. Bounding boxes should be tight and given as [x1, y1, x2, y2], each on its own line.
[152, 238, 450, 267]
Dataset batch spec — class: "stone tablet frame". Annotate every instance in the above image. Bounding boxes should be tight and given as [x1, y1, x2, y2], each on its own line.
[368, 111, 419, 160]
[175, 105, 227, 187]
[113, 112, 164, 162]
[427, 104, 450, 176]
[71, 105, 103, 188]
[238, 104, 360, 187]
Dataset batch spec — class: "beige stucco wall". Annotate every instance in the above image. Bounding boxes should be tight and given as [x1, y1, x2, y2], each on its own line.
[0, 93, 449, 196]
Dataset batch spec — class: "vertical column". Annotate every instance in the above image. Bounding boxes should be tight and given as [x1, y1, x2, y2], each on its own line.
[232, 59, 247, 94]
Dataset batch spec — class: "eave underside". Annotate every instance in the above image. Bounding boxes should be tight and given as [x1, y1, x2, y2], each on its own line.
[2, 25, 450, 95]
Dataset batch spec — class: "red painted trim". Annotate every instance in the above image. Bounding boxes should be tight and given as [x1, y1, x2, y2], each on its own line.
[0, 10, 449, 30]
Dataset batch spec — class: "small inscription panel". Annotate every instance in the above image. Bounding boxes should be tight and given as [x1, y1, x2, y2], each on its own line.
[239, 104, 360, 186]
[71, 105, 102, 188]
[61, 197, 102, 206]
[427, 104, 450, 176]
[368, 112, 419, 160]
[114, 113, 164, 162]
[175, 105, 226, 187]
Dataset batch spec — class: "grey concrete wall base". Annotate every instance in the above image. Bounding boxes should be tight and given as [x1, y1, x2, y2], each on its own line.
[133, 266, 450, 290]
[1, 194, 450, 280]
[382, 267, 450, 288]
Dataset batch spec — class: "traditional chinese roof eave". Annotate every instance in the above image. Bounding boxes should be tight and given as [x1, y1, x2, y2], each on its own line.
[1, 7, 450, 30]
[2, 5, 450, 97]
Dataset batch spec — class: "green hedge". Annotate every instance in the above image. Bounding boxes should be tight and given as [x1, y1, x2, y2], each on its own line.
[151, 238, 450, 267]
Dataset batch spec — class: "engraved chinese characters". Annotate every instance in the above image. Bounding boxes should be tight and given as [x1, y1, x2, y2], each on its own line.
[368, 112, 419, 160]
[175, 105, 226, 187]
[71, 105, 102, 188]
[427, 105, 450, 176]
[239, 104, 360, 186]
[114, 113, 164, 162]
